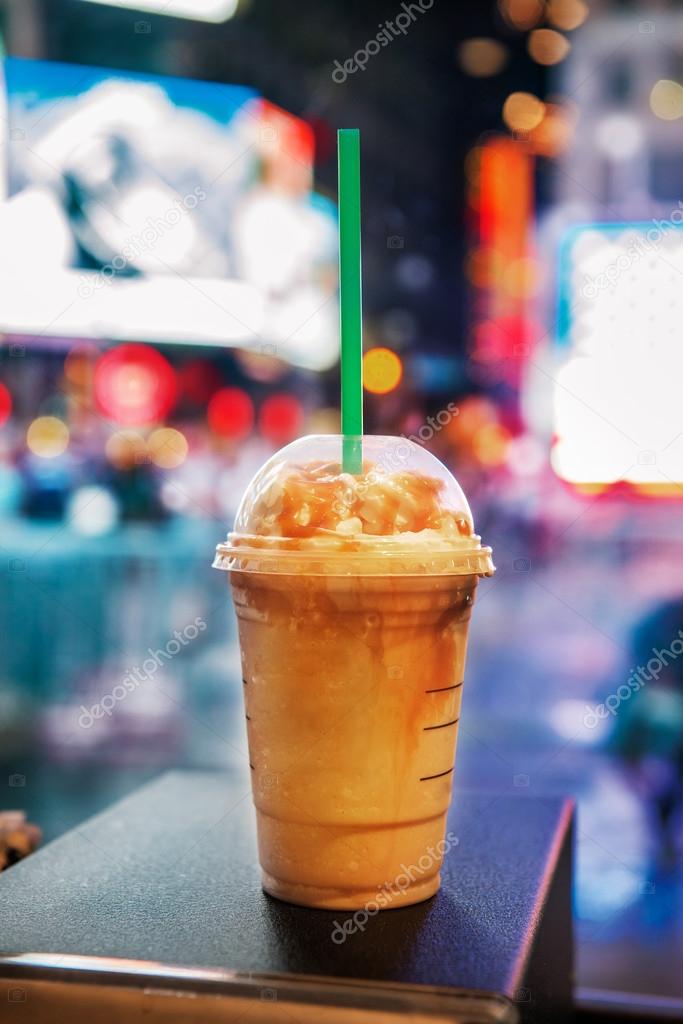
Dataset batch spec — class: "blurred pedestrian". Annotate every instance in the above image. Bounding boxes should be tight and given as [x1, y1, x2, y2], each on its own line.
[611, 599, 683, 869]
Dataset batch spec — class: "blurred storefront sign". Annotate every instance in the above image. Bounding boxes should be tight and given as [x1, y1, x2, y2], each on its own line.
[0, 58, 338, 370]
[553, 221, 683, 493]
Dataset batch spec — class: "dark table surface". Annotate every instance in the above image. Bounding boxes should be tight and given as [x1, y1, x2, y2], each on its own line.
[0, 769, 573, 1004]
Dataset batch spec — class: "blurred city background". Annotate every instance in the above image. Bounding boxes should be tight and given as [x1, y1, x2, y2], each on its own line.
[1, 0, 683, 1012]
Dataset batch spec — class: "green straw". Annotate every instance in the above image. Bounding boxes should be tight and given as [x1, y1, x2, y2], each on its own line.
[338, 128, 363, 474]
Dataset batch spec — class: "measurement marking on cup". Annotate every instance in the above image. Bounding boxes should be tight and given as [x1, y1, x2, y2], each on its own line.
[249, 763, 255, 771]
[245, 714, 251, 721]
[423, 717, 460, 732]
[425, 682, 463, 694]
[242, 678, 248, 686]
[420, 767, 454, 782]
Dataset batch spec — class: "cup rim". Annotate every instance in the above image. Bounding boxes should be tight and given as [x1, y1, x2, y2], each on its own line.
[213, 533, 495, 578]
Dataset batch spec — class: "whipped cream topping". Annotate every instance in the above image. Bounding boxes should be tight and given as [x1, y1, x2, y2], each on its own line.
[238, 461, 473, 542]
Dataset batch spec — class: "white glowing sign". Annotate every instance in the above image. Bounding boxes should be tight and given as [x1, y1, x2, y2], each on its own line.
[553, 222, 683, 487]
[80, 0, 239, 22]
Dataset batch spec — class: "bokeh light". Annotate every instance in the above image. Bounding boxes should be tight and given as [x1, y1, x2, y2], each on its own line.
[94, 344, 177, 426]
[0, 382, 12, 427]
[529, 102, 577, 157]
[650, 79, 683, 121]
[207, 387, 254, 439]
[471, 315, 541, 383]
[528, 29, 571, 65]
[67, 485, 119, 536]
[498, 0, 543, 30]
[458, 38, 508, 77]
[259, 394, 304, 443]
[503, 256, 540, 299]
[396, 254, 434, 292]
[179, 359, 221, 404]
[363, 347, 404, 394]
[547, 0, 588, 30]
[64, 343, 97, 388]
[506, 435, 546, 477]
[503, 92, 545, 133]
[148, 427, 189, 469]
[473, 423, 510, 466]
[105, 430, 148, 470]
[26, 416, 69, 458]
[442, 395, 507, 464]
[596, 113, 643, 160]
[465, 247, 503, 289]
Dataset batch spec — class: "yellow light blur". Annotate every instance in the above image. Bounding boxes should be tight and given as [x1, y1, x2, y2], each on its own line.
[458, 38, 508, 77]
[105, 430, 147, 470]
[148, 427, 189, 469]
[503, 257, 540, 298]
[547, 0, 588, 30]
[528, 29, 571, 65]
[26, 416, 69, 458]
[473, 424, 510, 466]
[498, 0, 543, 30]
[363, 348, 403, 395]
[650, 79, 683, 121]
[635, 482, 683, 497]
[503, 92, 545, 132]
[573, 483, 610, 497]
[529, 103, 576, 156]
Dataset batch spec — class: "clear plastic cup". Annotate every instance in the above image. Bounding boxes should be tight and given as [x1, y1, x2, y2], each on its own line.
[214, 435, 493, 910]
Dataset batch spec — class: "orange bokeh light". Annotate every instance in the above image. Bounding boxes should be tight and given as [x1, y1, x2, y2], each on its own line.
[473, 423, 510, 466]
[527, 28, 571, 66]
[498, 0, 543, 29]
[148, 427, 189, 469]
[547, 0, 588, 30]
[465, 247, 504, 289]
[529, 103, 577, 157]
[105, 430, 148, 470]
[502, 92, 545, 133]
[503, 256, 540, 299]
[458, 38, 508, 78]
[64, 343, 97, 389]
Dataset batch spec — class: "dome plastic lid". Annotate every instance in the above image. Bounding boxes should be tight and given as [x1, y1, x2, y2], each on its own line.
[213, 435, 494, 577]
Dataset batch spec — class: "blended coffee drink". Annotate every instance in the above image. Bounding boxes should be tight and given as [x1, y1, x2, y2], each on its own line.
[214, 435, 493, 910]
